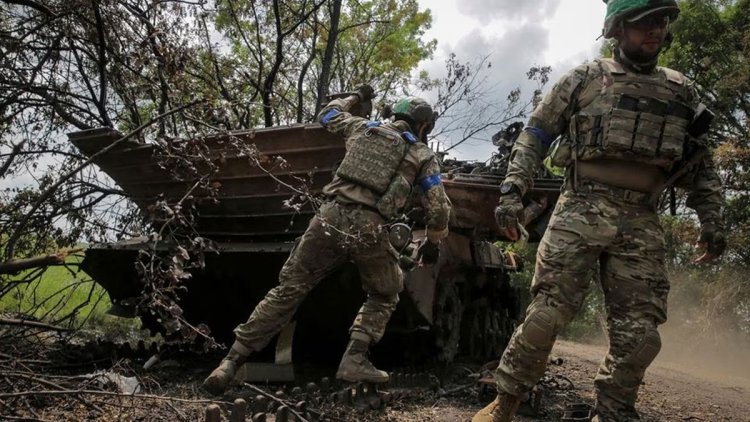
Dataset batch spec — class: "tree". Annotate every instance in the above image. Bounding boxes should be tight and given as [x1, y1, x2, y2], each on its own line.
[660, 0, 750, 264]
[211, 0, 435, 126]
[0, 0, 438, 339]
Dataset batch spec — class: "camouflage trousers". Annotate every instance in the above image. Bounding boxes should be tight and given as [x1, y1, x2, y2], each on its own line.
[494, 184, 669, 421]
[233, 200, 403, 353]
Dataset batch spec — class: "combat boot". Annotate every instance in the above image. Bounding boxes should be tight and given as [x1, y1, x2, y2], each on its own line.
[471, 392, 521, 422]
[335, 334, 389, 383]
[201, 342, 250, 395]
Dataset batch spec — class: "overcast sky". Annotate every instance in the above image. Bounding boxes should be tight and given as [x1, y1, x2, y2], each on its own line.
[417, 0, 608, 160]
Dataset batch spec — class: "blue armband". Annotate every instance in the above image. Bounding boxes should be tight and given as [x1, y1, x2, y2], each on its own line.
[526, 127, 554, 148]
[419, 174, 442, 191]
[320, 108, 340, 127]
[366, 121, 381, 128]
[402, 131, 418, 144]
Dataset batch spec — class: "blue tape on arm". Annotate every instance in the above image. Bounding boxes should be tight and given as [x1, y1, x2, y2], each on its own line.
[320, 108, 340, 126]
[419, 174, 442, 191]
[402, 131, 418, 144]
[526, 127, 553, 148]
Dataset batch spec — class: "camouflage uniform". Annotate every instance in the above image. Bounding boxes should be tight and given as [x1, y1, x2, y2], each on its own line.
[493, 54, 724, 421]
[232, 96, 451, 357]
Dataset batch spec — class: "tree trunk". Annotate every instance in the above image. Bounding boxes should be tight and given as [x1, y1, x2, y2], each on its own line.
[315, 0, 341, 116]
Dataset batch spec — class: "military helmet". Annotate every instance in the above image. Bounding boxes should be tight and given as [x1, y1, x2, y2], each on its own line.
[602, 0, 680, 38]
[388, 97, 438, 135]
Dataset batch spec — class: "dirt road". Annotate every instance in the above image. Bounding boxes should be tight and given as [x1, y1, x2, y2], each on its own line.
[381, 340, 750, 421]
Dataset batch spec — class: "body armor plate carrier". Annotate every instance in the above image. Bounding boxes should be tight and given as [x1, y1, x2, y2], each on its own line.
[571, 58, 693, 170]
[336, 124, 415, 194]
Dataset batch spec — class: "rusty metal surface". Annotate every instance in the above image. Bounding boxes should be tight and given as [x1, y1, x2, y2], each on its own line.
[69, 126, 562, 243]
[69, 125, 346, 242]
[443, 174, 561, 239]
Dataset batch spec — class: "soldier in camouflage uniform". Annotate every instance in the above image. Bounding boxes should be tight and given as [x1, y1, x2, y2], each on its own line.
[473, 1, 727, 421]
[202, 86, 451, 396]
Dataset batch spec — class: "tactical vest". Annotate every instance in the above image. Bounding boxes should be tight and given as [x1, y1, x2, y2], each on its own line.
[336, 123, 418, 219]
[570, 58, 694, 170]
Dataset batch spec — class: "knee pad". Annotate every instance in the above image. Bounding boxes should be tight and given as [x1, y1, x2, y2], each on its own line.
[629, 327, 661, 369]
[521, 306, 560, 346]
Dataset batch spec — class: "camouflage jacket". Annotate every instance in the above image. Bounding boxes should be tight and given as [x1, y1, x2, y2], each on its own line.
[317, 98, 451, 233]
[505, 56, 724, 227]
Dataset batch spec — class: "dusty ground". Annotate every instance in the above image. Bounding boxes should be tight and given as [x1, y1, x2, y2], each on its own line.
[379, 340, 750, 422]
[3, 338, 749, 421]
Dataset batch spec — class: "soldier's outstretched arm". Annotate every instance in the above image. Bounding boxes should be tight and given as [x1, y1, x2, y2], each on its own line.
[317, 95, 368, 139]
[318, 85, 375, 139]
[416, 155, 450, 243]
[504, 65, 590, 195]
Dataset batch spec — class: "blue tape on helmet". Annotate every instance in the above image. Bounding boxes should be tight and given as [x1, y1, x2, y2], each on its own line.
[526, 127, 554, 148]
[402, 131, 417, 144]
[320, 108, 340, 127]
[419, 174, 442, 191]
[366, 121, 381, 128]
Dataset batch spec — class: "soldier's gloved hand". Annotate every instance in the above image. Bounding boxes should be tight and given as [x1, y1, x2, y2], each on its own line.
[355, 84, 375, 102]
[694, 223, 726, 263]
[495, 183, 524, 241]
[416, 240, 440, 265]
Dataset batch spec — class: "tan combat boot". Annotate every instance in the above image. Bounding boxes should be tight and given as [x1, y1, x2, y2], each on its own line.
[335, 334, 389, 383]
[201, 342, 250, 395]
[471, 392, 521, 422]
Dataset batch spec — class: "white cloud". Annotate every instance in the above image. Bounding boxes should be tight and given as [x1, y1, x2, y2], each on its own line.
[456, 0, 561, 23]
[416, 0, 608, 159]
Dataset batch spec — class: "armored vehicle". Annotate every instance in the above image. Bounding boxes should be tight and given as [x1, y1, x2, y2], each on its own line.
[69, 123, 562, 365]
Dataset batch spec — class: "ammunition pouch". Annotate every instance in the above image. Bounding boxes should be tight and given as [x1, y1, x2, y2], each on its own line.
[376, 174, 412, 219]
[388, 223, 415, 270]
[570, 59, 696, 172]
[572, 95, 692, 170]
[547, 136, 572, 169]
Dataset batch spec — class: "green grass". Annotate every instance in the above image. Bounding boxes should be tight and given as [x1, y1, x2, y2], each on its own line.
[0, 254, 139, 335]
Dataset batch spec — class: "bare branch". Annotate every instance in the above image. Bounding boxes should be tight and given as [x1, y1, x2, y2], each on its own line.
[1, 0, 56, 16]
[4, 99, 205, 259]
[0, 389, 230, 404]
[0, 140, 27, 178]
[0, 318, 72, 332]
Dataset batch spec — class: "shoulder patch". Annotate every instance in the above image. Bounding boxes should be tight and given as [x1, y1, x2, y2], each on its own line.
[660, 67, 686, 86]
[598, 58, 626, 75]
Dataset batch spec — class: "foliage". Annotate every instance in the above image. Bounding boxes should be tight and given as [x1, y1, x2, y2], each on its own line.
[661, 0, 749, 145]
[0, 255, 138, 336]
[209, 0, 435, 126]
[561, 285, 606, 343]
[662, 213, 750, 336]
[0, 0, 439, 340]
[660, 0, 750, 266]
[560, 214, 750, 342]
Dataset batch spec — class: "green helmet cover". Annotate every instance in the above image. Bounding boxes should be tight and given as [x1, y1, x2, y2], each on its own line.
[391, 97, 438, 135]
[603, 0, 679, 38]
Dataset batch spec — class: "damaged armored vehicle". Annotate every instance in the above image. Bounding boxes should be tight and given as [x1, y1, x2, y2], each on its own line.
[69, 120, 562, 366]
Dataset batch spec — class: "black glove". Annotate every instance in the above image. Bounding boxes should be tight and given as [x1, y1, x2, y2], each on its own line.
[416, 240, 440, 265]
[698, 223, 726, 257]
[355, 84, 375, 102]
[494, 184, 524, 231]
